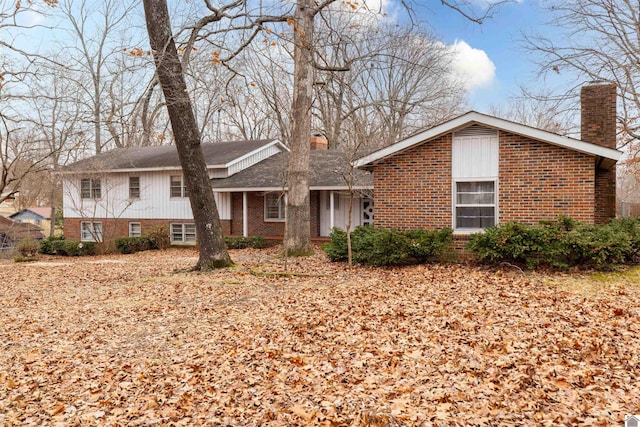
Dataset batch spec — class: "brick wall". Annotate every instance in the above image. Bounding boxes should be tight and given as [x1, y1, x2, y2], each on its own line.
[65, 190, 323, 250]
[374, 135, 452, 230]
[64, 217, 231, 250]
[229, 191, 320, 237]
[499, 132, 595, 224]
[372, 132, 598, 231]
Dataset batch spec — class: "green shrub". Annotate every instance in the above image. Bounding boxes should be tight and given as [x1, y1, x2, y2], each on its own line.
[404, 228, 454, 263]
[224, 235, 267, 249]
[52, 240, 96, 256]
[324, 226, 453, 266]
[39, 235, 65, 255]
[115, 237, 152, 254]
[145, 225, 170, 250]
[17, 238, 40, 258]
[467, 216, 640, 270]
[323, 228, 349, 262]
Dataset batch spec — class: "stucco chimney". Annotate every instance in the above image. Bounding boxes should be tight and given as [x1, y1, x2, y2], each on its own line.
[580, 82, 617, 149]
[310, 134, 328, 150]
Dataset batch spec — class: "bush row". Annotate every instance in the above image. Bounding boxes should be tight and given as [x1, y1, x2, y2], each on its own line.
[114, 232, 268, 254]
[38, 236, 96, 256]
[466, 216, 640, 270]
[323, 226, 453, 266]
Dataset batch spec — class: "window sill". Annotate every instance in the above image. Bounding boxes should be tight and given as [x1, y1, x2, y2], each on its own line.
[453, 228, 487, 236]
[264, 218, 285, 223]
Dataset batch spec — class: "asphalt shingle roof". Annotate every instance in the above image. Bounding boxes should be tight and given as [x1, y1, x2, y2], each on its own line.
[63, 139, 276, 171]
[210, 150, 373, 190]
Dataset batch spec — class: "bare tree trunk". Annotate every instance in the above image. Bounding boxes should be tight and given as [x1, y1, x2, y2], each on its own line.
[143, 0, 232, 270]
[284, 0, 314, 257]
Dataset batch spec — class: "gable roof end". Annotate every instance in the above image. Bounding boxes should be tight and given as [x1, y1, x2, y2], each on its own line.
[353, 111, 622, 169]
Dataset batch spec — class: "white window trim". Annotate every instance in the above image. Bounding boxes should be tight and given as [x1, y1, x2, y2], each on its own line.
[170, 176, 188, 199]
[129, 222, 141, 237]
[129, 176, 141, 199]
[80, 221, 103, 242]
[264, 192, 286, 222]
[452, 178, 499, 235]
[170, 223, 197, 245]
[80, 178, 102, 200]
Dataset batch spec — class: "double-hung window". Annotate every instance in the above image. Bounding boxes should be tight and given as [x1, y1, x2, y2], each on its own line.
[452, 125, 499, 232]
[170, 176, 188, 198]
[81, 222, 103, 242]
[171, 223, 196, 244]
[80, 178, 101, 199]
[265, 193, 285, 221]
[455, 181, 496, 229]
[129, 222, 141, 237]
[129, 176, 140, 199]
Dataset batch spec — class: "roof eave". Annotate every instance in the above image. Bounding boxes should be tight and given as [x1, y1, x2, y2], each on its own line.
[353, 111, 623, 168]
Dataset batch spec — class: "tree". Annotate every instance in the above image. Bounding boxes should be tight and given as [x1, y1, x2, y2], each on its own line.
[143, 0, 232, 270]
[284, 0, 316, 256]
[56, 0, 144, 153]
[524, 0, 640, 145]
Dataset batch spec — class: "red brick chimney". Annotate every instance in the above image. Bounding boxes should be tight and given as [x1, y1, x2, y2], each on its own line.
[310, 134, 328, 150]
[581, 82, 617, 224]
[580, 82, 617, 149]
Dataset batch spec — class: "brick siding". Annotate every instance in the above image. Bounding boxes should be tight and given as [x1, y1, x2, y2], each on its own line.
[229, 191, 320, 237]
[499, 132, 595, 224]
[64, 217, 231, 251]
[374, 134, 452, 230]
[65, 191, 322, 249]
[373, 132, 600, 231]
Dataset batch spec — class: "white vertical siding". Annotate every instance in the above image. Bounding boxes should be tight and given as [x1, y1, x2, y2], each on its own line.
[452, 127, 499, 179]
[63, 171, 230, 220]
[228, 144, 281, 176]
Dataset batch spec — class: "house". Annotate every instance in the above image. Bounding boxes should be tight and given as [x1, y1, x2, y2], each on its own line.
[60, 137, 373, 247]
[0, 193, 17, 217]
[354, 83, 621, 247]
[0, 216, 44, 250]
[9, 207, 53, 236]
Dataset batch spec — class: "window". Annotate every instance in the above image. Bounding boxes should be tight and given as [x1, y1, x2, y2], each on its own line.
[455, 181, 496, 229]
[265, 193, 285, 221]
[326, 192, 340, 210]
[129, 176, 140, 199]
[80, 222, 103, 242]
[170, 176, 188, 198]
[129, 222, 141, 237]
[80, 178, 101, 199]
[170, 223, 196, 244]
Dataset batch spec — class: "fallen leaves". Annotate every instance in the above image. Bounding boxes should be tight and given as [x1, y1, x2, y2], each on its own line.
[0, 247, 638, 425]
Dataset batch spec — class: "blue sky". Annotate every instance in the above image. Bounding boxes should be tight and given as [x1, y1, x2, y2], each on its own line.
[412, 1, 555, 112]
[8, 0, 561, 114]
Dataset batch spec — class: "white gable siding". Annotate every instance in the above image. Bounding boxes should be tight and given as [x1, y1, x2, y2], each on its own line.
[452, 127, 499, 179]
[228, 144, 281, 176]
[63, 171, 231, 220]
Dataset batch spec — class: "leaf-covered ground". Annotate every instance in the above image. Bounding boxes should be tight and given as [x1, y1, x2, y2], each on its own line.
[1, 247, 639, 426]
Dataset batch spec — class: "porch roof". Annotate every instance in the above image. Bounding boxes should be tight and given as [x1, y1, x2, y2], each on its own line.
[210, 150, 373, 191]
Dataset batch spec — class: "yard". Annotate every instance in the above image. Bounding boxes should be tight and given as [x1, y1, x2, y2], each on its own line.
[0, 247, 639, 426]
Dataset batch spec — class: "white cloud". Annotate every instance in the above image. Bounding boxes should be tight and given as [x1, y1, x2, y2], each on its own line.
[449, 40, 496, 91]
